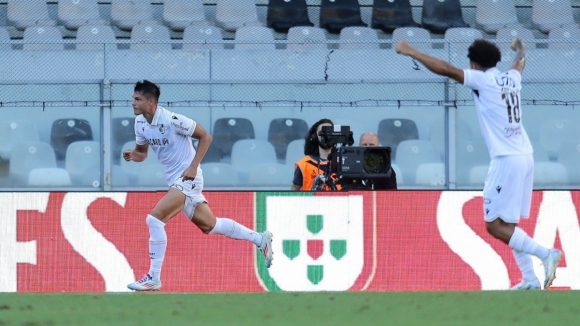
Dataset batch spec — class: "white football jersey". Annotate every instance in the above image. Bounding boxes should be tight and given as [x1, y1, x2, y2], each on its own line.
[134, 105, 200, 186]
[463, 67, 533, 158]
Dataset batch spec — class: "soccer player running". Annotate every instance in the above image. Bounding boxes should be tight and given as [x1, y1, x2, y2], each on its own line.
[124, 80, 273, 291]
[396, 38, 562, 290]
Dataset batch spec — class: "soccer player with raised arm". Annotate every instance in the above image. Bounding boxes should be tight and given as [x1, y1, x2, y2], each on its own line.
[125, 80, 273, 291]
[396, 38, 562, 290]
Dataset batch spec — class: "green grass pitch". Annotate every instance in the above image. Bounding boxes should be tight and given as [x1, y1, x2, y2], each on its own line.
[1, 291, 579, 326]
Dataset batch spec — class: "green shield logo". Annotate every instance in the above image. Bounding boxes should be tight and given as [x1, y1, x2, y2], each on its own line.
[255, 192, 375, 292]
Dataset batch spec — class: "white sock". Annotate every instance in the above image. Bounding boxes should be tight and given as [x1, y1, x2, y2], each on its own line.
[146, 215, 167, 282]
[209, 217, 263, 246]
[508, 226, 550, 260]
[513, 249, 537, 281]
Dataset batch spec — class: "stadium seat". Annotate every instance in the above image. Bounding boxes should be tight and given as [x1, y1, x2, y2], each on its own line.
[119, 141, 165, 183]
[539, 119, 580, 160]
[531, 142, 550, 163]
[444, 27, 483, 50]
[0, 27, 12, 51]
[268, 118, 309, 160]
[391, 163, 404, 185]
[319, 0, 366, 34]
[285, 139, 305, 167]
[202, 163, 240, 187]
[58, 0, 106, 30]
[7, 0, 56, 30]
[455, 141, 489, 186]
[136, 164, 167, 187]
[392, 27, 432, 49]
[76, 25, 117, 50]
[415, 162, 446, 186]
[231, 139, 278, 182]
[395, 139, 442, 185]
[111, 0, 155, 31]
[23, 26, 64, 51]
[475, 0, 519, 34]
[557, 141, 580, 183]
[111, 117, 135, 165]
[212, 118, 255, 161]
[421, 0, 469, 34]
[532, 0, 576, 34]
[286, 26, 327, 50]
[247, 162, 294, 187]
[0, 120, 40, 161]
[468, 165, 489, 185]
[371, 0, 419, 33]
[548, 27, 580, 49]
[130, 24, 172, 51]
[65, 140, 101, 185]
[163, 0, 207, 31]
[339, 27, 379, 50]
[50, 118, 94, 162]
[534, 162, 568, 186]
[267, 0, 313, 33]
[9, 141, 57, 183]
[377, 118, 419, 160]
[28, 168, 72, 187]
[215, 0, 261, 32]
[495, 27, 535, 50]
[182, 25, 224, 50]
[234, 26, 276, 50]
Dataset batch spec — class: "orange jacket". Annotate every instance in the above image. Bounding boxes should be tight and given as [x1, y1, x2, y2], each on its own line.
[295, 155, 341, 191]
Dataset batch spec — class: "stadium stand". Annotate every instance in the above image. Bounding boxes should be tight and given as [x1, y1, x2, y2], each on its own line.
[130, 23, 172, 51]
[548, 27, 580, 49]
[532, 0, 576, 34]
[378, 118, 419, 160]
[392, 27, 432, 49]
[23, 26, 63, 51]
[455, 141, 489, 185]
[339, 26, 380, 50]
[50, 118, 94, 162]
[443, 27, 483, 50]
[58, 0, 106, 30]
[231, 139, 278, 182]
[0, 27, 11, 51]
[215, 0, 261, 32]
[395, 139, 442, 185]
[534, 162, 568, 185]
[201, 163, 240, 187]
[267, 0, 313, 33]
[247, 162, 294, 187]
[421, 0, 469, 34]
[212, 118, 255, 161]
[234, 26, 276, 50]
[286, 26, 327, 50]
[163, 0, 208, 31]
[415, 162, 446, 187]
[182, 25, 224, 50]
[65, 140, 100, 186]
[319, 0, 366, 34]
[75, 25, 117, 50]
[495, 26, 535, 49]
[285, 139, 305, 167]
[9, 141, 57, 183]
[475, 0, 519, 34]
[111, 0, 155, 31]
[7, 0, 56, 30]
[0, 120, 40, 161]
[371, 0, 419, 33]
[557, 142, 580, 184]
[28, 168, 72, 187]
[539, 119, 580, 160]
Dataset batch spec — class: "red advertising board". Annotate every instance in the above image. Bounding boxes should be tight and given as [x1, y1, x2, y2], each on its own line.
[1, 191, 578, 292]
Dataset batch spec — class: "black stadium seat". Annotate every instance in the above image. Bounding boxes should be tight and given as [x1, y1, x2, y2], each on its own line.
[421, 0, 469, 34]
[50, 118, 93, 162]
[267, 0, 313, 33]
[320, 0, 366, 34]
[211, 118, 255, 160]
[371, 0, 419, 33]
[377, 118, 419, 160]
[268, 118, 309, 160]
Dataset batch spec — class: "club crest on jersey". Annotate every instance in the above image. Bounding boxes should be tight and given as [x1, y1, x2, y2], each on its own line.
[255, 193, 375, 292]
[159, 124, 165, 134]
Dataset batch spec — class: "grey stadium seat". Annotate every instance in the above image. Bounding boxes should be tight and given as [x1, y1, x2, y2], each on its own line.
[182, 25, 224, 50]
[234, 26, 276, 50]
[444, 27, 483, 50]
[496, 27, 535, 50]
[111, 0, 155, 31]
[392, 27, 432, 50]
[76, 25, 117, 51]
[231, 139, 277, 182]
[557, 141, 580, 183]
[163, 0, 207, 31]
[202, 163, 240, 187]
[475, 0, 519, 34]
[23, 26, 64, 51]
[58, 0, 106, 30]
[28, 168, 72, 187]
[286, 26, 327, 50]
[9, 141, 57, 184]
[532, 0, 576, 34]
[130, 24, 172, 51]
[0, 27, 11, 51]
[247, 163, 294, 187]
[215, 0, 261, 32]
[7, 0, 56, 30]
[0, 120, 40, 161]
[65, 140, 101, 186]
[548, 27, 580, 49]
[395, 139, 442, 185]
[339, 26, 379, 50]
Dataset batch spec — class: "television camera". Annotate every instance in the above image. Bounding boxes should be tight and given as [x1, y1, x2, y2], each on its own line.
[311, 125, 395, 191]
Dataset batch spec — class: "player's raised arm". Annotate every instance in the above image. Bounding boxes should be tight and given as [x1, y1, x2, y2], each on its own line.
[395, 40, 465, 84]
[509, 37, 526, 75]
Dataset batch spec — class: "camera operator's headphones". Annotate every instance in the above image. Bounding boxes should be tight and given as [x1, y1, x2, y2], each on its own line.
[310, 130, 318, 144]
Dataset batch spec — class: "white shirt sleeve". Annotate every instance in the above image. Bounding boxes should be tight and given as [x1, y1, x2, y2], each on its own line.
[463, 69, 486, 90]
[170, 113, 197, 137]
[134, 120, 147, 145]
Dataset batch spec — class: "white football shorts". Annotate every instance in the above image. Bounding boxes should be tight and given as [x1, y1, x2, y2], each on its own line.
[482, 154, 534, 223]
[171, 173, 207, 220]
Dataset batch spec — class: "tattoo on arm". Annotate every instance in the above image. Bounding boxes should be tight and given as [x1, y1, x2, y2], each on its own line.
[511, 39, 526, 71]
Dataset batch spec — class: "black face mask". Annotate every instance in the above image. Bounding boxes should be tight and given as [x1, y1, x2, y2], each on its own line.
[318, 141, 333, 150]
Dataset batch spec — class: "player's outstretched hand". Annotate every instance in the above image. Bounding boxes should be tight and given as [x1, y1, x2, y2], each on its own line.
[510, 37, 526, 52]
[122, 149, 132, 162]
[395, 40, 414, 56]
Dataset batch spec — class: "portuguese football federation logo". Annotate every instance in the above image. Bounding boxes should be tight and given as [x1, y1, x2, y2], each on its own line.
[255, 192, 375, 292]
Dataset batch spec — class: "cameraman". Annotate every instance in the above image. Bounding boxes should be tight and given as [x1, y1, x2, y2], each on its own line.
[291, 118, 340, 191]
[359, 132, 397, 190]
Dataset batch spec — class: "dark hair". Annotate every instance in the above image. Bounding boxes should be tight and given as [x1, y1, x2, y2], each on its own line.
[134, 80, 161, 101]
[467, 39, 501, 69]
[304, 118, 333, 155]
